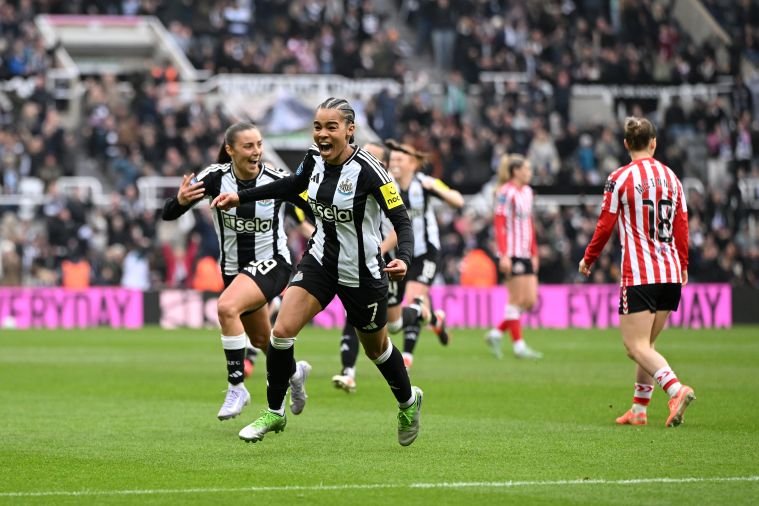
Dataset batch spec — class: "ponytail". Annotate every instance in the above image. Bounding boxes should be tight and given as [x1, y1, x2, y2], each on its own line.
[216, 144, 231, 163]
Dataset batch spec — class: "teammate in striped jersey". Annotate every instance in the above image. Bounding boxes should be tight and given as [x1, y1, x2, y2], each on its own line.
[161, 122, 310, 424]
[579, 117, 695, 427]
[212, 98, 423, 446]
[246, 202, 315, 376]
[485, 154, 543, 359]
[386, 140, 464, 370]
[331, 142, 426, 393]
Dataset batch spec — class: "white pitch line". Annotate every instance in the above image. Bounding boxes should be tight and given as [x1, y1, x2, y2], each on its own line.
[1, 476, 757, 498]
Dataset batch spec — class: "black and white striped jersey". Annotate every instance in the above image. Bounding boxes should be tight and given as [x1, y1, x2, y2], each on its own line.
[400, 173, 442, 258]
[162, 162, 291, 276]
[237, 146, 414, 288]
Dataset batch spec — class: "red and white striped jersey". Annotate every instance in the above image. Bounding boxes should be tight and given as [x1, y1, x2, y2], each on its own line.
[584, 157, 689, 287]
[494, 182, 536, 259]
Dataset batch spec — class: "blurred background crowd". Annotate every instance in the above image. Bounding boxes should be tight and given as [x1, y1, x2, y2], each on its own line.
[0, 0, 757, 290]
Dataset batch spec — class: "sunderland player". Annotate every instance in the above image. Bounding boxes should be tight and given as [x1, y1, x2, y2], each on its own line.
[212, 98, 423, 446]
[485, 154, 543, 359]
[579, 116, 695, 427]
[161, 122, 310, 424]
[385, 140, 464, 370]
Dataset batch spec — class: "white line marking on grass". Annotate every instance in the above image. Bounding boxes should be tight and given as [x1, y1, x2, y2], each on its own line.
[1, 476, 757, 498]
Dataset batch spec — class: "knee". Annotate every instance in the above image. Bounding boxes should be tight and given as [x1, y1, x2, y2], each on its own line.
[247, 331, 268, 349]
[623, 342, 646, 362]
[216, 295, 239, 323]
[364, 347, 381, 361]
[272, 319, 299, 340]
[362, 333, 388, 361]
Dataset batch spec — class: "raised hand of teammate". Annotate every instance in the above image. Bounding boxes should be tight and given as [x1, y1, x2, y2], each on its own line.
[177, 173, 205, 206]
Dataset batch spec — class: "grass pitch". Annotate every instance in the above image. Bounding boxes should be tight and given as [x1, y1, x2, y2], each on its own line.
[1, 325, 758, 505]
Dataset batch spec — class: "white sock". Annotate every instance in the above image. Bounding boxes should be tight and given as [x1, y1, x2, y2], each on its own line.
[632, 383, 654, 413]
[504, 304, 521, 320]
[373, 339, 394, 365]
[513, 339, 526, 354]
[270, 334, 296, 350]
[654, 367, 682, 397]
[399, 390, 416, 409]
[221, 332, 247, 350]
[388, 317, 403, 334]
[631, 404, 646, 414]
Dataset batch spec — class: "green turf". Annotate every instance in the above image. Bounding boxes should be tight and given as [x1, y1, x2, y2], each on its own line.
[1, 325, 758, 505]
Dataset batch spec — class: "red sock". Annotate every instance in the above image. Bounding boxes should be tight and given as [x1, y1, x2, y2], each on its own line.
[509, 320, 522, 342]
[497, 320, 522, 342]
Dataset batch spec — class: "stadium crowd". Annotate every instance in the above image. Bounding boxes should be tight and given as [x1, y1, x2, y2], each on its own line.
[0, 0, 757, 290]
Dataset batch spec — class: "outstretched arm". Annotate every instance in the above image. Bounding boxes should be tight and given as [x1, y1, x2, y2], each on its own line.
[211, 150, 317, 210]
[422, 175, 465, 208]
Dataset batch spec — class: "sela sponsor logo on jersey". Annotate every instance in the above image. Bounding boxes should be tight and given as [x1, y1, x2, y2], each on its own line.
[257, 199, 274, 207]
[221, 212, 272, 233]
[379, 182, 402, 209]
[308, 197, 354, 222]
[337, 178, 354, 195]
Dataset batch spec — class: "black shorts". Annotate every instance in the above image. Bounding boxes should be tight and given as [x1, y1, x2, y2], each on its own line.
[619, 283, 682, 315]
[387, 278, 406, 307]
[407, 250, 439, 286]
[509, 257, 534, 277]
[289, 254, 389, 332]
[223, 257, 292, 303]
[384, 252, 404, 307]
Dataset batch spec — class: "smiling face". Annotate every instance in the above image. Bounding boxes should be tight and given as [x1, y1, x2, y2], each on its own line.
[313, 107, 355, 165]
[388, 149, 418, 186]
[225, 128, 263, 178]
